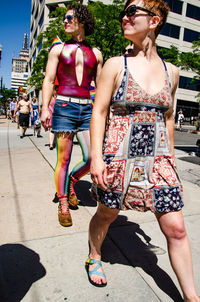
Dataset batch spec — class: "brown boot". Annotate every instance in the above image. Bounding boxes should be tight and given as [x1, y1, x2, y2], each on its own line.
[68, 174, 79, 207]
[58, 195, 72, 227]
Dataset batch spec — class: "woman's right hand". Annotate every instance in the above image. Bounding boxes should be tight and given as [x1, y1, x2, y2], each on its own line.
[41, 107, 51, 131]
[90, 158, 108, 191]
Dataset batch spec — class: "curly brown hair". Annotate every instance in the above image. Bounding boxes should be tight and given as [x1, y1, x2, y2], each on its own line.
[68, 4, 95, 36]
[124, 0, 170, 37]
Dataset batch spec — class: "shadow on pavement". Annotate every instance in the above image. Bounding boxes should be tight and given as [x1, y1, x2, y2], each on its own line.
[102, 215, 183, 302]
[76, 180, 97, 207]
[51, 180, 97, 207]
[0, 244, 46, 302]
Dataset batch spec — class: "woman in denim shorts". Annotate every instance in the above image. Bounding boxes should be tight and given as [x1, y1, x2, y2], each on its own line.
[41, 4, 103, 227]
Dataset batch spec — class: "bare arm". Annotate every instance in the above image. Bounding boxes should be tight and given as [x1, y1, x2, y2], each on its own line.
[92, 48, 103, 86]
[14, 103, 19, 116]
[90, 57, 120, 189]
[165, 64, 179, 157]
[41, 44, 62, 130]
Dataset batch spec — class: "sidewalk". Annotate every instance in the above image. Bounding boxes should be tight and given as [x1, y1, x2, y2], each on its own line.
[0, 118, 200, 302]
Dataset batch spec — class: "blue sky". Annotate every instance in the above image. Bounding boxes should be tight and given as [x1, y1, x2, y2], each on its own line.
[0, 0, 31, 89]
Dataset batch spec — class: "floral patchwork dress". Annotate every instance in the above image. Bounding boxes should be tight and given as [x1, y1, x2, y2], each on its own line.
[93, 56, 183, 213]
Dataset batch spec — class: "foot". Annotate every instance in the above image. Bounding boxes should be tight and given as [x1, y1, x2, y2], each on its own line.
[85, 258, 107, 287]
[68, 174, 79, 207]
[58, 195, 72, 227]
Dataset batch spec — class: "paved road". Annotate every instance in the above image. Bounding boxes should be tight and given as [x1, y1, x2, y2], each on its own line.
[0, 118, 200, 302]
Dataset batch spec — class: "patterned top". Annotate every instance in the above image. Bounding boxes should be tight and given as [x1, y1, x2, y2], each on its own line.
[92, 56, 183, 213]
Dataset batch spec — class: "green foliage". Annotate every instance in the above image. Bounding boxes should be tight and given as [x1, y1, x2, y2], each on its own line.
[158, 39, 200, 102]
[87, 0, 128, 61]
[0, 88, 16, 112]
[27, 7, 67, 90]
[27, 1, 128, 90]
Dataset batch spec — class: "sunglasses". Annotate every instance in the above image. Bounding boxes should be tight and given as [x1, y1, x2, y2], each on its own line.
[119, 5, 155, 22]
[63, 15, 74, 23]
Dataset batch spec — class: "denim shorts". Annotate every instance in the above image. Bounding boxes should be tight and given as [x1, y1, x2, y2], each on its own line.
[52, 99, 92, 133]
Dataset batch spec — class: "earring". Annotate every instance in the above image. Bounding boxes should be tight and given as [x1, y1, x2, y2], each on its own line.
[148, 31, 152, 38]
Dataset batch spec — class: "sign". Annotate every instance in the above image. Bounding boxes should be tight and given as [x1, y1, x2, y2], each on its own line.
[18, 86, 27, 96]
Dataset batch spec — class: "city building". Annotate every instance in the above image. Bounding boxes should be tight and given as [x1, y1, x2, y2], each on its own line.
[29, 0, 200, 118]
[11, 34, 29, 94]
[157, 0, 200, 119]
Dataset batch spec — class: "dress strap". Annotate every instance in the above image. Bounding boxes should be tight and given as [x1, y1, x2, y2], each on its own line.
[162, 59, 172, 95]
[124, 55, 128, 69]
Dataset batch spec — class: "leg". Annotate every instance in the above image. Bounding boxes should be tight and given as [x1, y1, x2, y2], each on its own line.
[49, 130, 55, 149]
[54, 132, 74, 197]
[68, 130, 91, 206]
[71, 130, 91, 179]
[88, 203, 119, 285]
[19, 126, 23, 138]
[155, 211, 199, 302]
[55, 132, 74, 226]
[23, 127, 27, 135]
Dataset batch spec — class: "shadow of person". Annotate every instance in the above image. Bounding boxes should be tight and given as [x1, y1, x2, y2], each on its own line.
[101, 215, 183, 302]
[76, 180, 97, 207]
[0, 244, 46, 302]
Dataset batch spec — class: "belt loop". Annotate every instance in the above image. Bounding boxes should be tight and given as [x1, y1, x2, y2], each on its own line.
[69, 97, 71, 103]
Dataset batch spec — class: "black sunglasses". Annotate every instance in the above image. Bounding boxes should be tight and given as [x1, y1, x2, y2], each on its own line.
[119, 5, 155, 22]
[63, 15, 73, 23]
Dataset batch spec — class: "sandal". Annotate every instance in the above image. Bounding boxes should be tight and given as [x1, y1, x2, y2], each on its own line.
[85, 258, 107, 287]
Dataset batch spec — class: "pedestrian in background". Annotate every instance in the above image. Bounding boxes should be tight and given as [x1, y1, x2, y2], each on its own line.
[41, 4, 103, 227]
[177, 109, 184, 131]
[86, 1, 200, 301]
[14, 93, 33, 138]
[31, 97, 40, 127]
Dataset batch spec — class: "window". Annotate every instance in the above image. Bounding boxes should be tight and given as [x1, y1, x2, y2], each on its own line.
[186, 4, 200, 21]
[35, 8, 38, 20]
[160, 23, 180, 39]
[31, 23, 34, 33]
[48, 5, 58, 18]
[33, 51, 36, 62]
[31, 4, 35, 14]
[39, 13, 44, 28]
[183, 28, 200, 43]
[179, 76, 200, 91]
[164, 0, 183, 14]
[23, 75, 28, 78]
[34, 30, 37, 40]
[38, 41, 42, 52]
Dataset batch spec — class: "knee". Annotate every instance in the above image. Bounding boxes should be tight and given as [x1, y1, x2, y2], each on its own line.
[163, 222, 186, 242]
[96, 206, 119, 225]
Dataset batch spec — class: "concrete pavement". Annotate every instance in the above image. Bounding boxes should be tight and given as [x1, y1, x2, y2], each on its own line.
[0, 118, 199, 302]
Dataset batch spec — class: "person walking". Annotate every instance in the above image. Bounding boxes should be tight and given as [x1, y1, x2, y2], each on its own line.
[177, 109, 184, 131]
[41, 4, 103, 227]
[10, 97, 17, 122]
[86, 1, 200, 301]
[14, 93, 32, 138]
[31, 97, 40, 127]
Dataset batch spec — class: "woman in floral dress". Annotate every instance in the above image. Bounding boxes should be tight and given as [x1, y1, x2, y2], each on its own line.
[85, 0, 199, 300]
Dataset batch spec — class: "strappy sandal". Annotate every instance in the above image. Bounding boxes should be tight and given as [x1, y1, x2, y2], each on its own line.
[85, 258, 107, 287]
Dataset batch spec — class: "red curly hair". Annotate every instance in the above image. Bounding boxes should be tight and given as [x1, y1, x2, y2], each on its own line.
[124, 0, 170, 37]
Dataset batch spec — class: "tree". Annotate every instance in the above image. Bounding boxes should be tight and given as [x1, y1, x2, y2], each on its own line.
[27, 0, 128, 90]
[158, 39, 200, 102]
[0, 88, 16, 115]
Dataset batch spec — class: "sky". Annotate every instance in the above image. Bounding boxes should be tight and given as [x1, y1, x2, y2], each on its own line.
[0, 0, 31, 89]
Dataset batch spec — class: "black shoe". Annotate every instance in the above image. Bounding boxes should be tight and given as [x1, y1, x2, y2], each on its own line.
[20, 136, 23, 139]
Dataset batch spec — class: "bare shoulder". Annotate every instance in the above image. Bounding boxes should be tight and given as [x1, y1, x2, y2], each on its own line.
[104, 56, 123, 71]
[166, 62, 179, 78]
[49, 44, 63, 58]
[92, 47, 103, 62]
